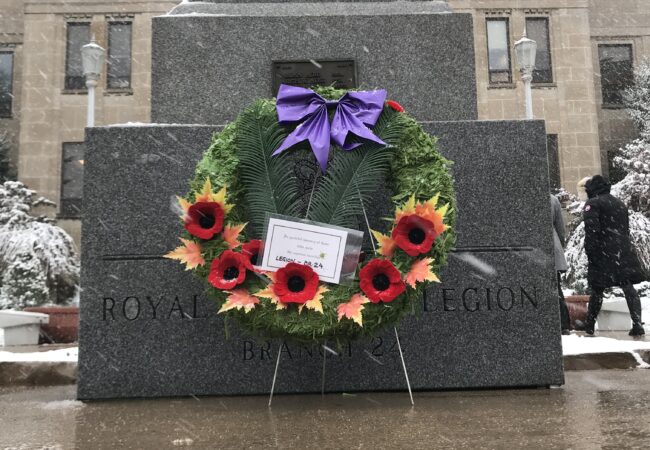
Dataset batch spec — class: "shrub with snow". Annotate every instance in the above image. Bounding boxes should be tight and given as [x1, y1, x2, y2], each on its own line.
[0, 181, 80, 309]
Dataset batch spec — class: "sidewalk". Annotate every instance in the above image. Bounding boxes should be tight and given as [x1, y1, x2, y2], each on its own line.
[0, 333, 648, 387]
[2, 370, 650, 449]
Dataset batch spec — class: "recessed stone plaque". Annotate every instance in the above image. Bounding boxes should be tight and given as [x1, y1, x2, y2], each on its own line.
[272, 60, 357, 95]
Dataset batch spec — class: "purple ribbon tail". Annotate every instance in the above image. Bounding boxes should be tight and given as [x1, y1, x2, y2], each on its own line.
[272, 106, 331, 173]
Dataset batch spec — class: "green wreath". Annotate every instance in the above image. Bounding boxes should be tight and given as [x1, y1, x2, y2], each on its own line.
[166, 86, 456, 345]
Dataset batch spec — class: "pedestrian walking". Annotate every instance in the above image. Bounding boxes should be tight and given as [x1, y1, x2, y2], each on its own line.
[550, 194, 571, 334]
[580, 175, 646, 336]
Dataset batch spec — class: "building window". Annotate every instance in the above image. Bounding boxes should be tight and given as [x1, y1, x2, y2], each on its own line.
[486, 18, 512, 84]
[526, 18, 553, 83]
[61, 142, 85, 218]
[546, 134, 561, 190]
[598, 44, 633, 106]
[107, 22, 132, 89]
[65, 23, 91, 90]
[0, 51, 14, 117]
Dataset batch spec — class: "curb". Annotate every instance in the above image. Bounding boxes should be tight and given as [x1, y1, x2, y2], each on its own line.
[563, 353, 640, 370]
[0, 362, 77, 386]
[1, 352, 649, 387]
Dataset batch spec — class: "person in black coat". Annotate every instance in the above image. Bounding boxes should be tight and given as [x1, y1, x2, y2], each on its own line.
[581, 175, 646, 336]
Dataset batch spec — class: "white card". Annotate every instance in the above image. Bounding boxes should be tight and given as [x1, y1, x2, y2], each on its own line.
[259, 216, 350, 284]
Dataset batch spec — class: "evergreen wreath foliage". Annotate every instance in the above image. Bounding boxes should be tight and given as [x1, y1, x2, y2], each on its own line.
[171, 87, 456, 345]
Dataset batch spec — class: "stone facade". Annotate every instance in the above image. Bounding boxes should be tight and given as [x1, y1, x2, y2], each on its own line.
[449, 0, 602, 195]
[0, 0, 24, 171]
[14, 0, 175, 244]
[5, 0, 650, 247]
[589, 0, 650, 179]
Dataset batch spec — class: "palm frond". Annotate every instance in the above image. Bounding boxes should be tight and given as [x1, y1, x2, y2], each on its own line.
[236, 101, 302, 237]
[306, 109, 403, 228]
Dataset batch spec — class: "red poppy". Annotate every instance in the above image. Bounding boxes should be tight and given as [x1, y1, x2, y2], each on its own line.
[392, 214, 437, 256]
[184, 201, 225, 240]
[208, 250, 247, 290]
[386, 100, 405, 113]
[241, 239, 262, 269]
[359, 259, 405, 303]
[273, 263, 319, 304]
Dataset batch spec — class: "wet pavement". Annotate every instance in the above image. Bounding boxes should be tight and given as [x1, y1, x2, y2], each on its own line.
[1, 370, 649, 449]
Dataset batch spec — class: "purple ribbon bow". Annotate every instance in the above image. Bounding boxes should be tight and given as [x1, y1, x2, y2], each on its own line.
[272, 84, 387, 172]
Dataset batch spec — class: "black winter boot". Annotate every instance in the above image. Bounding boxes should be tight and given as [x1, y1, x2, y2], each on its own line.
[584, 289, 604, 336]
[629, 323, 646, 336]
[622, 284, 645, 336]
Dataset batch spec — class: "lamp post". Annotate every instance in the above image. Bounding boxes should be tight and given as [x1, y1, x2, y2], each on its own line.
[514, 31, 537, 120]
[81, 37, 105, 127]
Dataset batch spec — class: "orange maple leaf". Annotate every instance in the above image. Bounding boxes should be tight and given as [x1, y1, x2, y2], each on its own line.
[194, 179, 233, 212]
[337, 294, 370, 326]
[298, 285, 329, 314]
[218, 289, 260, 314]
[255, 285, 286, 310]
[414, 194, 448, 236]
[394, 193, 449, 237]
[394, 194, 416, 223]
[371, 230, 396, 258]
[222, 223, 247, 249]
[405, 257, 440, 288]
[163, 238, 205, 270]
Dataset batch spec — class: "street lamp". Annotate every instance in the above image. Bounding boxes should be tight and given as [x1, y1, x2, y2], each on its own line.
[81, 37, 105, 127]
[514, 30, 537, 120]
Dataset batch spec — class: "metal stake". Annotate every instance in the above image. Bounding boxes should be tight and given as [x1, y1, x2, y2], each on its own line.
[268, 345, 283, 407]
[394, 327, 414, 405]
[321, 342, 327, 397]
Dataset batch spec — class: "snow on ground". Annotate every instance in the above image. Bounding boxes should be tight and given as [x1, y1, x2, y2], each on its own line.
[562, 334, 650, 355]
[0, 346, 77, 362]
[1, 338, 650, 364]
[39, 400, 84, 410]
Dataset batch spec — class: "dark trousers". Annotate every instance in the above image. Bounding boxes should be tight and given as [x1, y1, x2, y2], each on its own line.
[587, 283, 643, 327]
[557, 273, 571, 330]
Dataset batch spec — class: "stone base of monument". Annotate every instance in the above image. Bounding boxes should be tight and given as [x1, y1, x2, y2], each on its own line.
[77, 121, 564, 400]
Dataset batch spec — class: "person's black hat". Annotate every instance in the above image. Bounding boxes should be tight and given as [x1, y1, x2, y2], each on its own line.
[585, 175, 611, 198]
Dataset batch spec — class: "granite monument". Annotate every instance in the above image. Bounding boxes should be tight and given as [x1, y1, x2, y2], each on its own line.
[78, 0, 564, 400]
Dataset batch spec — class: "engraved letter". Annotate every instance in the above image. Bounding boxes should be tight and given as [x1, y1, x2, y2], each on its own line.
[191, 294, 208, 319]
[103, 297, 115, 321]
[168, 296, 185, 319]
[280, 342, 293, 359]
[521, 287, 538, 309]
[497, 287, 515, 311]
[442, 288, 456, 311]
[243, 341, 254, 361]
[123, 296, 141, 321]
[462, 288, 479, 312]
[260, 341, 271, 360]
[146, 296, 163, 319]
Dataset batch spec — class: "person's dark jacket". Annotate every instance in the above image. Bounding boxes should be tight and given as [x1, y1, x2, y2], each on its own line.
[583, 175, 645, 288]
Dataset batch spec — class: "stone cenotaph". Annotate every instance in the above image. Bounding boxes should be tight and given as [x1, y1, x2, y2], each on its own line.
[78, 0, 564, 399]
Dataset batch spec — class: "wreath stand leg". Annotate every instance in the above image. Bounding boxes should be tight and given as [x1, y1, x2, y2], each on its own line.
[321, 342, 328, 397]
[268, 343, 283, 407]
[394, 327, 414, 405]
[317, 332, 414, 404]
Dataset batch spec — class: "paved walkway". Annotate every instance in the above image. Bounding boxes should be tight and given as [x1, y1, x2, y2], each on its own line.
[1, 370, 649, 449]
